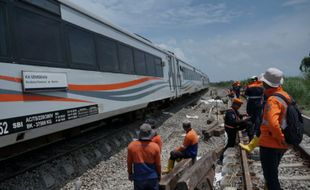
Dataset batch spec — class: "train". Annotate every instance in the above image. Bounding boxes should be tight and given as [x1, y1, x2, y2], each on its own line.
[0, 0, 209, 148]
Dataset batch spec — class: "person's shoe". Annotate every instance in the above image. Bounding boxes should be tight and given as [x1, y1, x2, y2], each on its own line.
[162, 159, 175, 174]
[217, 159, 223, 165]
[239, 136, 259, 153]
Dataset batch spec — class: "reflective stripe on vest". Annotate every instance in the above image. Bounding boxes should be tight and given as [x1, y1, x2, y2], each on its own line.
[274, 96, 288, 130]
[225, 124, 235, 129]
[261, 119, 269, 126]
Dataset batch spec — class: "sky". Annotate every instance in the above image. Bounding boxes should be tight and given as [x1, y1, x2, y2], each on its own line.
[67, 0, 310, 82]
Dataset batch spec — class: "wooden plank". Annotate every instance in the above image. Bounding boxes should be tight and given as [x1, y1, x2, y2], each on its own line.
[175, 151, 217, 190]
[195, 168, 215, 190]
[159, 159, 193, 190]
[239, 131, 253, 190]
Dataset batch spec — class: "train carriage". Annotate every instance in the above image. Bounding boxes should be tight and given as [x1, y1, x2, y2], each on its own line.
[0, 0, 208, 148]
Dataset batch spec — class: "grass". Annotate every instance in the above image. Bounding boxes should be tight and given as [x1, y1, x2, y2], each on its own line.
[283, 74, 310, 115]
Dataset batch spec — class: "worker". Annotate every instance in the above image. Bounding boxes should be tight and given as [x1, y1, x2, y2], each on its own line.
[232, 81, 241, 98]
[227, 88, 235, 99]
[163, 120, 198, 174]
[127, 123, 161, 190]
[258, 68, 289, 190]
[219, 98, 251, 163]
[145, 119, 163, 152]
[239, 76, 264, 151]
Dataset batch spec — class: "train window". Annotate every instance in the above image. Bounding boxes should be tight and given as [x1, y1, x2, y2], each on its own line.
[0, 4, 7, 57]
[134, 49, 146, 75]
[118, 44, 134, 74]
[15, 7, 64, 66]
[20, 0, 60, 15]
[68, 26, 97, 69]
[154, 58, 163, 77]
[145, 54, 156, 76]
[96, 36, 119, 72]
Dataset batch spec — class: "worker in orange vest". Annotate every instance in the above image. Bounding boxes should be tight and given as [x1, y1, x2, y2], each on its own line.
[127, 124, 161, 190]
[259, 67, 290, 190]
[232, 81, 241, 98]
[239, 76, 264, 151]
[163, 120, 198, 174]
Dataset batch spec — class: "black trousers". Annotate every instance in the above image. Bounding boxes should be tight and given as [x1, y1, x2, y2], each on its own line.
[134, 179, 159, 190]
[170, 150, 192, 160]
[260, 146, 286, 190]
[224, 127, 238, 150]
[247, 100, 263, 137]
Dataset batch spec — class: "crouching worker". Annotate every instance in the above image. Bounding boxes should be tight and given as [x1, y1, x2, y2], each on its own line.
[127, 124, 161, 190]
[219, 98, 251, 162]
[163, 120, 198, 174]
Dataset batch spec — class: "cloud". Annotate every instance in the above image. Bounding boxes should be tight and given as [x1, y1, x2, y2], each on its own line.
[68, 0, 241, 31]
[282, 0, 308, 7]
[171, 12, 310, 81]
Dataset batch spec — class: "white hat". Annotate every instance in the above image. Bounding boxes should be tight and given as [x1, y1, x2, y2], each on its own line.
[250, 75, 257, 80]
[260, 68, 284, 87]
[138, 123, 155, 140]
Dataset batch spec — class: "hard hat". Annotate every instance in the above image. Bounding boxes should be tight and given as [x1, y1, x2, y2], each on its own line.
[232, 98, 243, 105]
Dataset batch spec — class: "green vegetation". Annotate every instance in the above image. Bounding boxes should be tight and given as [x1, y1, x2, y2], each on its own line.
[210, 80, 233, 88]
[283, 74, 310, 115]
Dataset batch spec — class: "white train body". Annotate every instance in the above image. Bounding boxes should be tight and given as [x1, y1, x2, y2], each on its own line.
[0, 0, 209, 148]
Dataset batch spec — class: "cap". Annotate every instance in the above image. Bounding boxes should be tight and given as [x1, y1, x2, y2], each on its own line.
[250, 76, 258, 81]
[260, 67, 283, 87]
[138, 123, 155, 140]
[232, 98, 243, 105]
[144, 119, 157, 129]
[182, 120, 191, 128]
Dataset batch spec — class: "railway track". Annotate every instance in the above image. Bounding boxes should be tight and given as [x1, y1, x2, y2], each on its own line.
[220, 116, 310, 190]
[0, 91, 205, 189]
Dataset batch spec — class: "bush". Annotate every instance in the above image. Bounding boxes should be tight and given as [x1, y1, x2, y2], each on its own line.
[283, 76, 310, 114]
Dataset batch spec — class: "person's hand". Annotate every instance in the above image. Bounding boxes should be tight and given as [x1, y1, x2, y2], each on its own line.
[243, 116, 251, 121]
[242, 113, 249, 117]
[128, 174, 133, 181]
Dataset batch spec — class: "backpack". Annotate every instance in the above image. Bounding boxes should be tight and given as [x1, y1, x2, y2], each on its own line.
[273, 93, 304, 146]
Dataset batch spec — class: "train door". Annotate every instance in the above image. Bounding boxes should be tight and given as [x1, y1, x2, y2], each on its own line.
[176, 59, 182, 96]
[168, 56, 178, 97]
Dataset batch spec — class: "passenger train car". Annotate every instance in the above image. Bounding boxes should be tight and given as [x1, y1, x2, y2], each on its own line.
[0, 0, 209, 148]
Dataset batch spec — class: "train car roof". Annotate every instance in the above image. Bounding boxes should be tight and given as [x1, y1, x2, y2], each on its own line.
[57, 0, 207, 77]
[58, 0, 169, 55]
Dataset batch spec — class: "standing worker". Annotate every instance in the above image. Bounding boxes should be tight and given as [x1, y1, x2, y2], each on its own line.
[127, 124, 161, 190]
[258, 67, 290, 190]
[145, 119, 163, 152]
[239, 76, 264, 151]
[232, 81, 241, 98]
[163, 120, 198, 174]
[219, 98, 251, 162]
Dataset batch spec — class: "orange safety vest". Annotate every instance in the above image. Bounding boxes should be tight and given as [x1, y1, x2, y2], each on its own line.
[152, 134, 163, 152]
[259, 87, 290, 149]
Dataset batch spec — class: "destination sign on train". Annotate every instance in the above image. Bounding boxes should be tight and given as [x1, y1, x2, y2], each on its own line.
[22, 71, 68, 91]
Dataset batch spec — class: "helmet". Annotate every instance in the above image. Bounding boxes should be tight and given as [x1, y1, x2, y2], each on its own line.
[250, 76, 258, 81]
[144, 119, 157, 129]
[232, 98, 243, 105]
